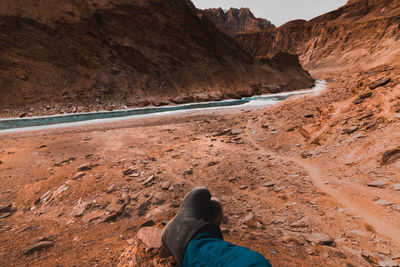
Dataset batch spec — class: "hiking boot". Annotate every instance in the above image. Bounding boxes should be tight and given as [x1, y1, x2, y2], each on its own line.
[204, 197, 223, 225]
[162, 187, 222, 266]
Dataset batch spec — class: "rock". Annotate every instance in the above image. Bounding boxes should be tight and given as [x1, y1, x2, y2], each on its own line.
[160, 181, 171, 190]
[143, 175, 155, 186]
[263, 182, 275, 187]
[261, 124, 269, 129]
[183, 169, 193, 176]
[382, 148, 400, 166]
[290, 217, 310, 228]
[230, 128, 243, 135]
[304, 114, 314, 118]
[0, 204, 13, 214]
[106, 184, 116, 193]
[393, 184, 400, 191]
[243, 213, 260, 228]
[273, 186, 285, 193]
[301, 152, 313, 158]
[213, 128, 231, 137]
[208, 161, 219, 166]
[39, 190, 54, 204]
[367, 180, 387, 188]
[73, 172, 85, 180]
[123, 167, 136, 176]
[359, 92, 373, 99]
[306, 233, 335, 246]
[378, 260, 399, 267]
[374, 199, 394, 206]
[71, 198, 90, 217]
[342, 126, 359, 134]
[102, 201, 127, 222]
[22, 241, 54, 255]
[136, 226, 163, 249]
[0, 212, 11, 219]
[353, 98, 364, 104]
[238, 185, 248, 190]
[0, 160, 2, 165]
[281, 234, 305, 245]
[78, 164, 91, 171]
[359, 113, 374, 121]
[369, 78, 391, 90]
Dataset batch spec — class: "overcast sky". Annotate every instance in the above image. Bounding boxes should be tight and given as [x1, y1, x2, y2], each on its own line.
[192, 0, 348, 26]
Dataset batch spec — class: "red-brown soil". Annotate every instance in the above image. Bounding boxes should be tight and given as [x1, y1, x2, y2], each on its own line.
[0, 0, 312, 118]
[1, 66, 400, 266]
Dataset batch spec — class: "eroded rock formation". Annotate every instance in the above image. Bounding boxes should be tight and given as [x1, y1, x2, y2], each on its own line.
[202, 8, 274, 36]
[0, 0, 311, 116]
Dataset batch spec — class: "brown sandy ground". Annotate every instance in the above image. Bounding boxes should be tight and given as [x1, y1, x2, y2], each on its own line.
[0, 66, 400, 266]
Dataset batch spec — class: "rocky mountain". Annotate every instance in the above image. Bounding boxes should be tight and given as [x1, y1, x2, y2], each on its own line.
[236, 0, 400, 77]
[0, 0, 311, 117]
[202, 8, 275, 36]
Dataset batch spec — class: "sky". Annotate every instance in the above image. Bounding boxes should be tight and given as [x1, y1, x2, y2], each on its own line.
[191, 0, 348, 26]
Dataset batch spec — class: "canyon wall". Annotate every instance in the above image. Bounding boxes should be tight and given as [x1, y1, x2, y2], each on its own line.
[236, 0, 400, 76]
[0, 0, 312, 115]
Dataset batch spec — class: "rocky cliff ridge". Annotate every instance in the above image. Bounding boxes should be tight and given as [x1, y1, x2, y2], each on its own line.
[202, 8, 275, 36]
[236, 0, 400, 77]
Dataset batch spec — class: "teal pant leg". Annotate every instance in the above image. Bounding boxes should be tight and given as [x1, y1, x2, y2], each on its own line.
[183, 233, 272, 267]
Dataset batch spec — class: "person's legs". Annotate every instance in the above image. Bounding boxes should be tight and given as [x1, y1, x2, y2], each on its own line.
[183, 232, 272, 267]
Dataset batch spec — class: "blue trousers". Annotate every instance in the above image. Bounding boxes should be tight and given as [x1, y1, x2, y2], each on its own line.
[183, 233, 272, 267]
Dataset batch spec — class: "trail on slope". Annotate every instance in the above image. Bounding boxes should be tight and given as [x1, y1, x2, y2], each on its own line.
[245, 121, 400, 248]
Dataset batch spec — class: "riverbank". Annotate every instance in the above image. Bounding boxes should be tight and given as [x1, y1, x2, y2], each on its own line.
[0, 81, 326, 132]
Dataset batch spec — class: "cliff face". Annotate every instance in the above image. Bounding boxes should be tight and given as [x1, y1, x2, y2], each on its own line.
[0, 0, 312, 115]
[236, 0, 400, 76]
[202, 8, 275, 36]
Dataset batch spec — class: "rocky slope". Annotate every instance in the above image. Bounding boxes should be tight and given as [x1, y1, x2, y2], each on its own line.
[0, 0, 312, 117]
[236, 0, 400, 77]
[201, 8, 274, 36]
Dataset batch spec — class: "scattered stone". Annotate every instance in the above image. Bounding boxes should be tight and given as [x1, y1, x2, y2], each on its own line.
[263, 182, 275, 187]
[304, 114, 314, 118]
[393, 184, 400, 191]
[378, 260, 399, 267]
[353, 98, 364, 105]
[73, 172, 85, 180]
[0, 212, 11, 219]
[213, 128, 231, 137]
[374, 199, 394, 206]
[71, 198, 90, 217]
[183, 169, 193, 176]
[359, 113, 374, 121]
[238, 185, 248, 190]
[261, 124, 269, 129]
[243, 213, 259, 228]
[208, 161, 219, 167]
[161, 181, 171, 190]
[301, 152, 313, 158]
[78, 164, 91, 171]
[137, 226, 163, 249]
[370, 78, 391, 90]
[106, 184, 116, 193]
[382, 148, 400, 166]
[342, 126, 359, 134]
[0, 204, 13, 214]
[368, 180, 387, 188]
[230, 128, 243, 135]
[359, 92, 373, 99]
[22, 241, 54, 255]
[290, 217, 310, 228]
[273, 186, 285, 193]
[306, 233, 335, 246]
[143, 175, 155, 186]
[123, 167, 136, 176]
